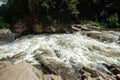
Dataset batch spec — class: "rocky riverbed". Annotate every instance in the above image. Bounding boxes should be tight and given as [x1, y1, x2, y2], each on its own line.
[0, 26, 120, 80]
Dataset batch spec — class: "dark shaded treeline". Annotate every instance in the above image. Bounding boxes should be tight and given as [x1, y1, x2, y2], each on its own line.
[0, 0, 120, 28]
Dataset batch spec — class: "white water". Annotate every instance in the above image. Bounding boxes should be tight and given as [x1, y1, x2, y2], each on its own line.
[0, 1, 3, 6]
[0, 0, 7, 6]
[0, 32, 120, 72]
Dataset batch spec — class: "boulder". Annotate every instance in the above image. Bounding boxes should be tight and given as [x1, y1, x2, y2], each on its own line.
[0, 29, 11, 35]
[0, 33, 15, 45]
[10, 19, 33, 38]
[0, 61, 43, 80]
[71, 24, 120, 42]
[0, 61, 62, 80]
[0, 61, 12, 70]
[34, 54, 80, 80]
[80, 67, 115, 80]
[43, 74, 62, 80]
[82, 31, 119, 42]
[103, 63, 120, 80]
[71, 24, 102, 31]
[0, 33, 15, 41]
[10, 19, 69, 38]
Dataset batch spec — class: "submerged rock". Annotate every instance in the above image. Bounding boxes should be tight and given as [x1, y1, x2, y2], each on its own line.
[81, 31, 119, 42]
[71, 24, 120, 42]
[0, 33, 15, 45]
[34, 54, 81, 80]
[0, 33, 15, 41]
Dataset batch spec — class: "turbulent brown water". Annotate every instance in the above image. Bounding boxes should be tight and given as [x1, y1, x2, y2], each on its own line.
[0, 32, 120, 79]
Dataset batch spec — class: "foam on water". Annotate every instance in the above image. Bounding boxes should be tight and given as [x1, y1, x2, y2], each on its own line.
[0, 32, 120, 71]
[0, 0, 7, 6]
[0, 1, 3, 6]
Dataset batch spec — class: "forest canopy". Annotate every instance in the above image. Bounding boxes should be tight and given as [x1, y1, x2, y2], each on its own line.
[0, 0, 120, 28]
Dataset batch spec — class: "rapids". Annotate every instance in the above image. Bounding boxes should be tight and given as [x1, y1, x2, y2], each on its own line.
[0, 32, 120, 79]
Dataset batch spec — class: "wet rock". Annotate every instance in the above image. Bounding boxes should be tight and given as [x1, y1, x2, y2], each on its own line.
[0, 33, 15, 41]
[71, 24, 102, 31]
[71, 24, 90, 31]
[116, 74, 120, 80]
[103, 64, 120, 75]
[32, 23, 43, 33]
[0, 33, 15, 45]
[103, 63, 120, 80]
[71, 24, 120, 42]
[85, 24, 103, 30]
[10, 19, 70, 38]
[82, 31, 119, 42]
[34, 54, 80, 80]
[79, 67, 115, 80]
[81, 67, 99, 78]
[43, 74, 62, 80]
[10, 19, 33, 38]
[111, 64, 120, 69]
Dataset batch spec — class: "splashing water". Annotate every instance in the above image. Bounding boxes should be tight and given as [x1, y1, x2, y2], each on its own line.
[0, 32, 120, 72]
[0, 0, 7, 6]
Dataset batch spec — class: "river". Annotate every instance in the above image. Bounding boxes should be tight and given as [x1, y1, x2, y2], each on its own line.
[0, 32, 120, 76]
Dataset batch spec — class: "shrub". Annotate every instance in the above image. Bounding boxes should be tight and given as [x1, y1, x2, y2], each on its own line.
[1, 0, 120, 28]
[107, 14, 120, 28]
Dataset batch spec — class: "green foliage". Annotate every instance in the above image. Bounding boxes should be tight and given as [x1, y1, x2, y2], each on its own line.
[92, 0, 101, 4]
[0, 0, 120, 28]
[66, 0, 79, 17]
[78, 0, 120, 28]
[0, 16, 9, 29]
[107, 14, 120, 28]
[88, 21, 106, 28]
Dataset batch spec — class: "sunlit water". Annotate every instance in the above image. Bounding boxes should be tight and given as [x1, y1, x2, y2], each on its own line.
[0, 0, 7, 6]
[0, 32, 120, 72]
[0, 1, 3, 6]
